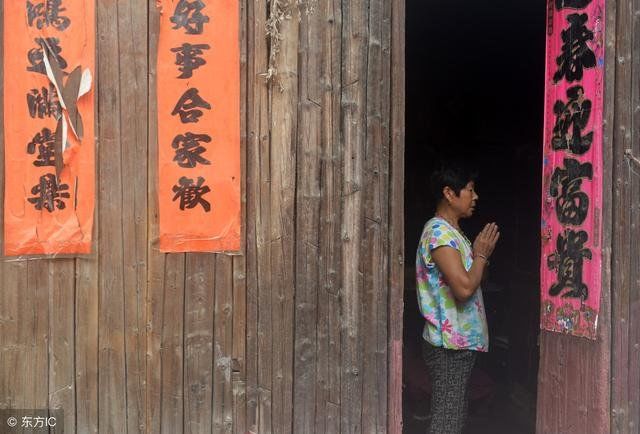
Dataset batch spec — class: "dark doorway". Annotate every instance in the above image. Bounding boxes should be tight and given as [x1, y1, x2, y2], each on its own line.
[403, 1, 545, 433]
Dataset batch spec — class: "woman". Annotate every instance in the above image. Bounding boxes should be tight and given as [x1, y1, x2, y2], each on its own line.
[416, 164, 500, 434]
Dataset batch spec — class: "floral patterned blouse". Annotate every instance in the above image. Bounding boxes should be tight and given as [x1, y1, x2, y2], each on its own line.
[416, 217, 489, 352]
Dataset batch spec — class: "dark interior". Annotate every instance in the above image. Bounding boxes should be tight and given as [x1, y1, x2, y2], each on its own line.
[403, 1, 545, 433]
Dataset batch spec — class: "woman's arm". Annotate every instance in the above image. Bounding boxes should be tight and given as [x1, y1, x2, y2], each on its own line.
[432, 247, 487, 302]
[431, 223, 499, 302]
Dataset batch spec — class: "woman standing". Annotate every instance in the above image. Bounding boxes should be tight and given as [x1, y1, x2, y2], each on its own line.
[416, 164, 500, 434]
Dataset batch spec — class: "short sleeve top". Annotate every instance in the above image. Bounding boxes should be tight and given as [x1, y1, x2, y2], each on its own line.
[416, 217, 489, 352]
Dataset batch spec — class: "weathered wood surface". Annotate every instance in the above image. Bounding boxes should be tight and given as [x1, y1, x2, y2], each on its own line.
[389, 0, 406, 432]
[610, 0, 640, 432]
[537, 0, 640, 433]
[0, 1, 401, 433]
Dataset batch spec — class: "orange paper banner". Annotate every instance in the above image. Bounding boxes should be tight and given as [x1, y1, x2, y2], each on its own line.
[3, 0, 96, 255]
[157, 0, 241, 252]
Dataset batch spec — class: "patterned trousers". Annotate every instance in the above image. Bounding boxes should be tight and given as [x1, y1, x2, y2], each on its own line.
[422, 340, 477, 434]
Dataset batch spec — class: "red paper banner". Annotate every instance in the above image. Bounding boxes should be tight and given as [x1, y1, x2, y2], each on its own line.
[3, 0, 96, 256]
[540, 0, 605, 339]
[157, 0, 241, 252]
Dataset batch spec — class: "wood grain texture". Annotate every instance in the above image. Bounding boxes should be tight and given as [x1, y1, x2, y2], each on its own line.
[146, 1, 165, 433]
[244, 0, 270, 432]
[388, 0, 406, 432]
[0, 1, 407, 433]
[293, 4, 324, 432]
[213, 254, 234, 433]
[537, 0, 614, 433]
[610, 0, 634, 432]
[49, 260, 76, 432]
[97, 0, 127, 431]
[184, 254, 214, 434]
[340, 0, 369, 431]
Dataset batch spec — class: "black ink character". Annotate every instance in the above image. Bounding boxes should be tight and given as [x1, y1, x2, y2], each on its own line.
[27, 37, 67, 75]
[171, 43, 210, 79]
[552, 85, 593, 155]
[27, 84, 62, 119]
[547, 229, 592, 300]
[170, 0, 209, 35]
[172, 133, 212, 168]
[27, 0, 70, 31]
[553, 13, 596, 83]
[550, 158, 593, 226]
[555, 0, 592, 10]
[27, 127, 57, 167]
[172, 88, 211, 123]
[28, 173, 70, 212]
[172, 176, 212, 212]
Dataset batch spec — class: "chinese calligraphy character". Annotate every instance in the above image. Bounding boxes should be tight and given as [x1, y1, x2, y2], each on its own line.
[27, 84, 62, 119]
[547, 229, 592, 300]
[170, 0, 209, 35]
[27, 37, 67, 75]
[555, 0, 592, 9]
[27, 0, 70, 31]
[171, 43, 210, 79]
[552, 85, 593, 155]
[21, 417, 33, 428]
[28, 173, 70, 212]
[172, 176, 211, 211]
[550, 158, 593, 226]
[27, 127, 56, 167]
[553, 13, 596, 83]
[172, 88, 211, 123]
[172, 132, 212, 168]
[34, 417, 46, 428]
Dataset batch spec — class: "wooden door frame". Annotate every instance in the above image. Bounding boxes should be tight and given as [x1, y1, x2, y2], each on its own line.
[388, 2, 616, 433]
[388, 0, 405, 433]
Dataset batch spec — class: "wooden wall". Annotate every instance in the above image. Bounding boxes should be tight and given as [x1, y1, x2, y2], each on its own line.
[0, 1, 405, 433]
[609, 0, 640, 431]
[536, 0, 640, 433]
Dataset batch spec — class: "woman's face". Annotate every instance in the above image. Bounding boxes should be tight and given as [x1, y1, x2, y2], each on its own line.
[447, 181, 479, 218]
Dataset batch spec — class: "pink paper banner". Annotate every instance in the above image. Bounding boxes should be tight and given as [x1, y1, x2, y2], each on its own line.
[540, 0, 605, 339]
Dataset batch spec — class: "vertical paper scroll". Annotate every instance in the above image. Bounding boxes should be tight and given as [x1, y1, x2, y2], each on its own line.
[3, 0, 96, 255]
[540, 0, 605, 339]
[157, 0, 241, 252]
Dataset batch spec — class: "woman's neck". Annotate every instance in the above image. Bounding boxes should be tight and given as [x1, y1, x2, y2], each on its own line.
[435, 207, 460, 230]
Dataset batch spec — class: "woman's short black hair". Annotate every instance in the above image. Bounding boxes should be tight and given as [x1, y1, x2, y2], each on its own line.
[429, 162, 478, 202]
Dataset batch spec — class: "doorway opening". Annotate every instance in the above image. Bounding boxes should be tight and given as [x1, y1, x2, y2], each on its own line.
[402, 1, 545, 433]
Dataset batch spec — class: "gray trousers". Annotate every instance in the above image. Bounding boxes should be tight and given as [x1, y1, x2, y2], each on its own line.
[422, 340, 477, 434]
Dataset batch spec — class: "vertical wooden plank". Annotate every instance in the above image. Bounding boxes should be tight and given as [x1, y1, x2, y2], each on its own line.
[232, 255, 247, 434]
[599, 0, 616, 432]
[232, 0, 248, 432]
[0, 262, 29, 412]
[118, 1, 149, 432]
[184, 253, 215, 434]
[213, 255, 234, 433]
[97, 0, 127, 432]
[245, 0, 270, 431]
[268, 5, 298, 433]
[610, 0, 633, 430]
[362, 0, 392, 430]
[76, 256, 99, 434]
[159, 253, 185, 434]
[538, 0, 614, 431]
[388, 0, 406, 432]
[49, 260, 76, 432]
[341, 0, 368, 431]
[293, 4, 323, 432]
[146, 1, 166, 433]
[313, 2, 344, 424]
[31, 262, 50, 415]
[627, 0, 640, 431]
